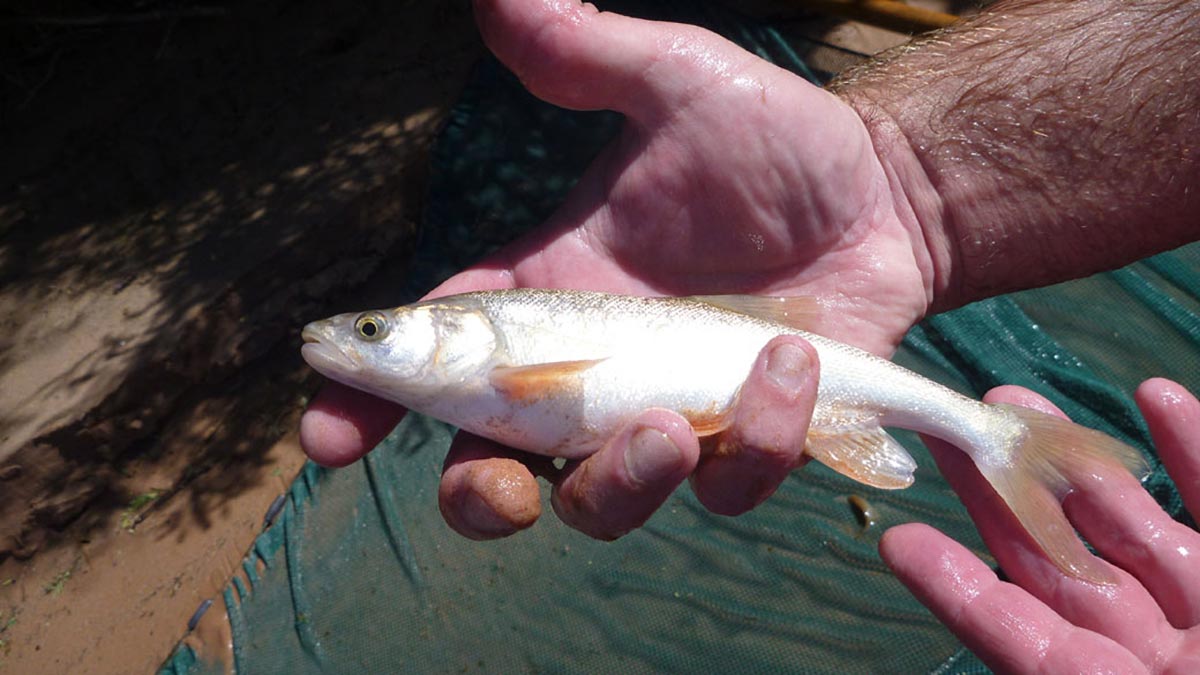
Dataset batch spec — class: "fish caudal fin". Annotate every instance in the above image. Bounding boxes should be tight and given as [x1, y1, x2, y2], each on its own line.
[978, 404, 1150, 584]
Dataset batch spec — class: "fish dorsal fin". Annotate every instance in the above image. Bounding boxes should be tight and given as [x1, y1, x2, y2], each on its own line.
[805, 416, 916, 490]
[489, 359, 605, 402]
[689, 295, 820, 331]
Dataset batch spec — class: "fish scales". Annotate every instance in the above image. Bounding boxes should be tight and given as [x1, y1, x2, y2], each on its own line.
[470, 290, 988, 457]
[302, 288, 1149, 584]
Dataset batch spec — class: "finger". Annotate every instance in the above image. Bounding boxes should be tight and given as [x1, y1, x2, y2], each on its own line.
[1137, 378, 1200, 520]
[299, 382, 405, 467]
[925, 387, 1174, 659]
[1061, 459, 1200, 631]
[439, 432, 544, 540]
[984, 386, 1200, 630]
[473, 0, 760, 121]
[551, 409, 700, 540]
[690, 336, 818, 515]
[1104, 377, 1200, 628]
[880, 523, 1144, 675]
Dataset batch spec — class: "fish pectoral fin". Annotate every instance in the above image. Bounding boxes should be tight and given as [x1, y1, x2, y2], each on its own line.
[688, 295, 820, 331]
[489, 359, 606, 402]
[805, 420, 917, 490]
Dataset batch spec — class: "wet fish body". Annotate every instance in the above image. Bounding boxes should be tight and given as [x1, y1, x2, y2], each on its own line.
[302, 289, 1147, 582]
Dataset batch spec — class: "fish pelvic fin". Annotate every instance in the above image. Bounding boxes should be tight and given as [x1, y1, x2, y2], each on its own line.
[489, 359, 605, 403]
[689, 295, 820, 331]
[805, 418, 917, 490]
[978, 404, 1150, 585]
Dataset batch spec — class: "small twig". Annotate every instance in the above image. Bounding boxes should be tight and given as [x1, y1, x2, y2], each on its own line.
[2, 7, 227, 28]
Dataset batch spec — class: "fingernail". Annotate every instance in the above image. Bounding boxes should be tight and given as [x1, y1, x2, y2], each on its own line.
[766, 342, 810, 391]
[625, 427, 679, 485]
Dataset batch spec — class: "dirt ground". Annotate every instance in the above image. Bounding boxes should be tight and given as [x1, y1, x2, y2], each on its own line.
[0, 1, 480, 671]
[0, 1, 966, 672]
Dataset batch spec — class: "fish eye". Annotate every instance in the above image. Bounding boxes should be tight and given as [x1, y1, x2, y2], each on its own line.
[354, 312, 389, 342]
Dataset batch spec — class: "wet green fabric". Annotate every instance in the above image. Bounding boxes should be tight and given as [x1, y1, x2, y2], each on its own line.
[161, 2, 1193, 672]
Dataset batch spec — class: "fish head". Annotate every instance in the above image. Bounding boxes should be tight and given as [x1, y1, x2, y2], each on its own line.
[301, 303, 497, 405]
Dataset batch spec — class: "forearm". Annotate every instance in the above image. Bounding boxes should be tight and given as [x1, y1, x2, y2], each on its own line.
[833, 0, 1200, 311]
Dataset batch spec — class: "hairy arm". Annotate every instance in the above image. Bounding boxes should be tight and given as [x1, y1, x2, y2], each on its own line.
[834, 0, 1200, 310]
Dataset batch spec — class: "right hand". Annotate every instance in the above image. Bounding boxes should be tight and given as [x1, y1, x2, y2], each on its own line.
[301, 0, 941, 539]
[884, 378, 1200, 673]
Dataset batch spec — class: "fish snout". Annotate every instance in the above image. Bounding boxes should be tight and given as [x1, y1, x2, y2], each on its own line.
[299, 322, 359, 377]
[301, 323, 323, 345]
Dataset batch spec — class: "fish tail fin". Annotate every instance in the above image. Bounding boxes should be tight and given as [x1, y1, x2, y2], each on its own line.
[975, 404, 1149, 585]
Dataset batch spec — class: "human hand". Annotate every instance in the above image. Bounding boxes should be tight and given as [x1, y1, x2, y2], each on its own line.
[302, 0, 938, 538]
[883, 378, 1200, 673]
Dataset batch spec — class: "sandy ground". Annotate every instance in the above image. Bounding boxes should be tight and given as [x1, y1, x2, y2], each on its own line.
[0, 1, 479, 671]
[0, 1, 968, 672]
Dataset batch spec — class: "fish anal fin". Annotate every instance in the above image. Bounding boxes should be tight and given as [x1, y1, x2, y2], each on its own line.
[680, 406, 732, 438]
[805, 419, 916, 490]
[489, 359, 605, 403]
[690, 295, 820, 331]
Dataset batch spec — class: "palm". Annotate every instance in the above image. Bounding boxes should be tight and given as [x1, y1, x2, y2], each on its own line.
[439, 34, 930, 356]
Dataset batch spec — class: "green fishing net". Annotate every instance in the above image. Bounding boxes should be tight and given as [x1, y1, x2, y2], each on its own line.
[161, 2, 1194, 672]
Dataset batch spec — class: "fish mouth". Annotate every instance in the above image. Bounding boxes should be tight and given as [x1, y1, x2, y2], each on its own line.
[300, 326, 358, 377]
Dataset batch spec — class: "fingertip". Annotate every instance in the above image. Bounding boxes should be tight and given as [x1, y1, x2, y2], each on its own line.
[298, 408, 358, 467]
[552, 410, 699, 539]
[878, 523, 931, 574]
[762, 335, 819, 395]
[299, 383, 405, 467]
[472, 0, 606, 107]
[1136, 377, 1199, 416]
[1135, 377, 1200, 522]
[439, 436, 542, 540]
[1134, 377, 1200, 443]
[623, 413, 700, 486]
[878, 520, 927, 548]
[472, 0, 753, 119]
[690, 335, 817, 516]
[982, 385, 1064, 417]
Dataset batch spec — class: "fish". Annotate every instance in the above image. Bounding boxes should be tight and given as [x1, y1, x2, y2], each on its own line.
[301, 289, 1148, 583]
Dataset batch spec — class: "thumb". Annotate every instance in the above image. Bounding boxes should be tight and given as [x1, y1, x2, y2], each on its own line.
[473, 0, 760, 122]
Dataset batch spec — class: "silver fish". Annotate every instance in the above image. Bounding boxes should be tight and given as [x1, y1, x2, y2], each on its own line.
[301, 289, 1147, 583]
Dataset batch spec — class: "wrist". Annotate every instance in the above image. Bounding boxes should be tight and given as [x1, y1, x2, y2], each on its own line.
[832, 0, 1200, 311]
[836, 88, 963, 315]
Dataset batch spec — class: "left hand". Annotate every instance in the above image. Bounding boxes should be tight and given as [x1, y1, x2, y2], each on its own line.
[301, 0, 935, 540]
[883, 378, 1200, 673]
